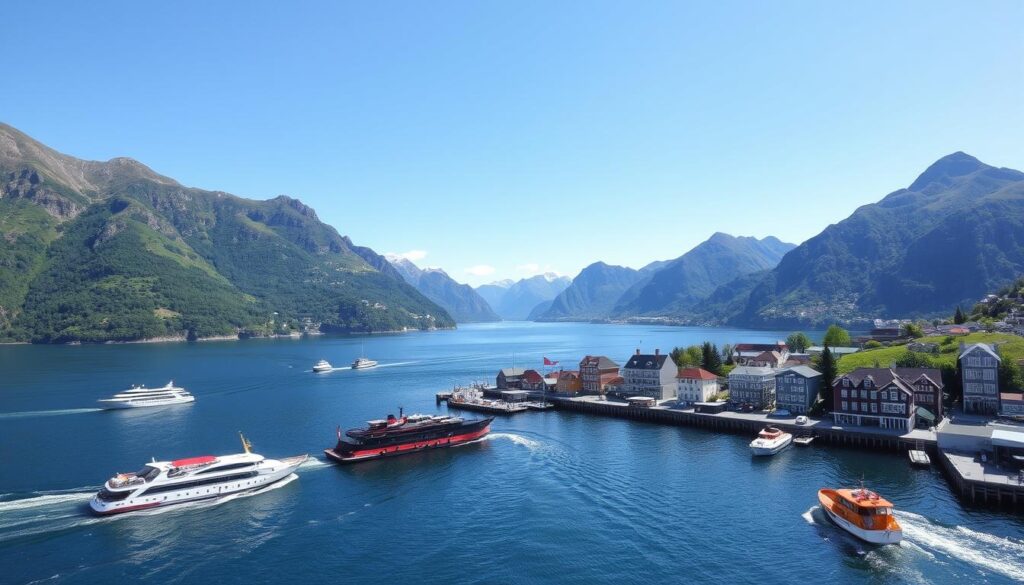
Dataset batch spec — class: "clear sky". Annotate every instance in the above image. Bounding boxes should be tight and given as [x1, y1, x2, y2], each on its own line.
[2, 1, 1022, 285]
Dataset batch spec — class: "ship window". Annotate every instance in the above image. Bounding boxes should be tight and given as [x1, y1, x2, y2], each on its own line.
[138, 472, 257, 496]
[133, 466, 161, 482]
[96, 488, 133, 502]
[196, 462, 255, 474]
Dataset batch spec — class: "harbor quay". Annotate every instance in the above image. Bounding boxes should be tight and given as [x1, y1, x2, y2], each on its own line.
[445, 391, 1024, 510]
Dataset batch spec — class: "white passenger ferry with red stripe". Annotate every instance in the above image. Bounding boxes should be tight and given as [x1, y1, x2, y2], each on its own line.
[325, 410, 492, 464]
[89, 435, 307, 515]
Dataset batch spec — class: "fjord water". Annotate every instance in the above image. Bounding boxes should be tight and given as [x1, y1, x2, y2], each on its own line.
[2, 323, 1023, 585]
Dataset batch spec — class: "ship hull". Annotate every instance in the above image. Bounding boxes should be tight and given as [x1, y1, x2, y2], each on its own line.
[326, 419, 492, 464]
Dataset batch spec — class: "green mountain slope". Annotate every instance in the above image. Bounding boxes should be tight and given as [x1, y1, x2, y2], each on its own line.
[0, 123, 454, 342]
[721, 152, 1024, 326]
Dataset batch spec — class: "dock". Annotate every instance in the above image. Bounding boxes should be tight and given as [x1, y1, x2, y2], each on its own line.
[445, 400, 529, 415]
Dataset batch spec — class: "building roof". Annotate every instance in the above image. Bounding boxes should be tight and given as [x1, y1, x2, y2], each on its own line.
[776, 365, 822, 379]
[677, 367, 718, 381]
[499, 368, 525, 376]
[734, 342, 787, 352]
[579, 355, 619, 369]
[521, 369, 544, 383]
[992, 429, 1024, 449]
[807, 346, 860, 355]
[753, 350, 783, 362]
[624, 352, 670, 370]
[959, 342, 1001, 362]
[600, 373, 624, 386]
[835, 368, 944, 391]
[558, 370, 580, 379]
[728, 365, 775, 376]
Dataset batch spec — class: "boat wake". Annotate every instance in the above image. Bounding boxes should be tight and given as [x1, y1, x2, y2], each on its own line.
[0, 408, 104, 420]
[898, 510, 1024, 581]
[801, 505, 818, 525]
[372, 361, 417, 369]
[485, 432, 544, 452]
[300, 458, 330, 470]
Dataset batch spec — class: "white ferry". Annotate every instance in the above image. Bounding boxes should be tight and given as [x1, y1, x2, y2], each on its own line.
[89, 434, 307, 515]
[97, 381, 195, 409]
[313, 359, 333, 373]
[749, 426, 793, 456]
[351, 357, 378, 369]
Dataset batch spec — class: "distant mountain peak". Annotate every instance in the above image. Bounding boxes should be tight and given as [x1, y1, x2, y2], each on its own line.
[909, 152, 989, 191]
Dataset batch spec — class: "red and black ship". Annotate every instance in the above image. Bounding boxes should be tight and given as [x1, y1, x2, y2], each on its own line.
[325, 410, 493, 463]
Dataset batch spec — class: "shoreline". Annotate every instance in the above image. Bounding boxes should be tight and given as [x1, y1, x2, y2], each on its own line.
[0, 326, 457, 347]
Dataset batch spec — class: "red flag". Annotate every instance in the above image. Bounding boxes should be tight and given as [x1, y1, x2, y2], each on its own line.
[543, 357, 558, 366]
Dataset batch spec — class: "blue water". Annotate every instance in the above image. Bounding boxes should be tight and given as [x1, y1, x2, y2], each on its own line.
[2, 322, 1023, 585]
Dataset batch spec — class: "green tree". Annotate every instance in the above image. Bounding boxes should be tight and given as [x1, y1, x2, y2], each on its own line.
[822, 324, 851, 347]
[864, 340, 882, 349]
[895, 350, 933, 368]
[786, 332, 812, 353]
[671, 345, 703, 368]
[902, 322, 924, 338]
[954, 305, 966, 324]
[721, 344, 734, 365]
[702, 341, 723, 375]
[998, 347, 1022, 392]
[816, 346, 837, 412]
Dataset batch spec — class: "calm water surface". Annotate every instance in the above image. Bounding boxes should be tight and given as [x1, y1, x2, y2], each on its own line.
[2, 322, 1023, 585]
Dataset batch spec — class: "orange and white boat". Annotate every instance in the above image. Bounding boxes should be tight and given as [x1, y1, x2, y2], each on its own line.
[817, 485, 902, 544]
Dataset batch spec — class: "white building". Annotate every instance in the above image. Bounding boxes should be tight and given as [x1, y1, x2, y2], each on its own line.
[676, 367, 720, 405]
[622, 349, 677, 401]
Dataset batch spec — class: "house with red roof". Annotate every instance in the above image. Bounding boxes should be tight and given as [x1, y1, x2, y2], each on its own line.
[676, 367, 720, 405]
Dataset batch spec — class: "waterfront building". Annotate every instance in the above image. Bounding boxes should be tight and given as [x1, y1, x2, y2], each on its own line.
[579, 355, 620, 394]
[750, 350, 785, 368]
[555, 370, 582, 393]
[622, 349, 676, 401]
[727, 366, 777, 410]
[733, 342, 789, 366]
[960, 343, 1001, 415]
[676, 367, 719, 406]
[497, 367, 526, 389]
[832, 368, 943, 431]
[774, 365, 822, 414]
[520, 369, 557, 391]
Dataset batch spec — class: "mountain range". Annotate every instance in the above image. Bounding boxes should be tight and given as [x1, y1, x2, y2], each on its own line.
[536, 234, 793, 321]
[703, 152, 1024, 327]
[385, 256, 499, 322]
[475, 274, 572, 320]
[0, 123, 454, 342]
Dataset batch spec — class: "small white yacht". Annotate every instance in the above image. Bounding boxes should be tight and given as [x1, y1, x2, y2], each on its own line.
[98, 381, 195, 409]
[90, 434, 307, 515]
[351, 357, 378, 369]
[313, 359, 333, 373]
[749, 426, 793, 456]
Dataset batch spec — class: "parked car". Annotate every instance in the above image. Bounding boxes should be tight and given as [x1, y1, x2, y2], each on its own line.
[795, 415, 809, 425]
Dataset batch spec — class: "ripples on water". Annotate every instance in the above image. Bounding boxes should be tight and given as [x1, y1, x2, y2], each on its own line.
[2, 323, 1024, 584]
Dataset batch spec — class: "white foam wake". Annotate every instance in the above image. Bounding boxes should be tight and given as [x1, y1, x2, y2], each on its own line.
[0, 491, 94, 513]
[801, 505, 817, 525]
[899, 510, 1024, 581]
[0, 408, 104, 419]
[485, 432, 543, 452]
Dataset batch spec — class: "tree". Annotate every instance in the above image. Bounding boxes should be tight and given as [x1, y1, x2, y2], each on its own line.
[702, 341, 723, 375]
[822, 324, 851, 347]
[786, 332, 812, 353]
[864, 340, 882, 349]
[721, 344, 734, 365]
[998, 347, 1022, 392]
[816, 346, 837, 412]
[671, 345, 703, 368]
[954, 305, 966, 324]
[902, 322, 924, 339]
[895, 350, 933, 368]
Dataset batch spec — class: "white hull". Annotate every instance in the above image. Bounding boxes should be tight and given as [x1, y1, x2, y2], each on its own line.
[351, 362, 377, 369]
[822, 503, 903, 544]
[313, 367, 332, 373]
[99, 395, 195, 409]
[90, 455, 306, 515]
[750, 433, 792, 456]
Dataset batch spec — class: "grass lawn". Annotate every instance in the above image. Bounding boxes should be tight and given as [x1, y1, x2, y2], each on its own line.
[837, 332, 1024, 374]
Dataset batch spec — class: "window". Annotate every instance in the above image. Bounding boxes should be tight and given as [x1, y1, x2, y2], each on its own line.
[841, 401, 848, 411]
[870, 403, 877, 413]
[841, 389, 848, 398]
[870, 391, 877, 400]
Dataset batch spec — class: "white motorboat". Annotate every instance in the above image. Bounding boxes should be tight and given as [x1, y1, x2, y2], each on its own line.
[98, 381, 195, 409]
[90, 434, 307, 515]
[313, 359, 333, 373]
[351, 357, 378, 369]
[749, 426, 793, 456]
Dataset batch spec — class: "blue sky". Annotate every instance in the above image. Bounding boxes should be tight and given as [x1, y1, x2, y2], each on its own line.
[2, 1, 1022, 285]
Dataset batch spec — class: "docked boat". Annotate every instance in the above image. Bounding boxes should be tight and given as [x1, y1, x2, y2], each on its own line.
[325, 410, 493, 464]
[817, 485, 903, 544]
[89, 434, 307, 515]
[313, 359, 333, 373]
[749, 426, 793, 456]
[351, 357, 378, 369]
[97, 381, 195, 409]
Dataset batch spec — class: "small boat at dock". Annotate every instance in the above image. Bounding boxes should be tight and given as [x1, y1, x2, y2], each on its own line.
[817, 484, 903, 544]
[749, 427, 792, 456]
[793, 435, 815, 446]
[908, 450, 931, 467]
